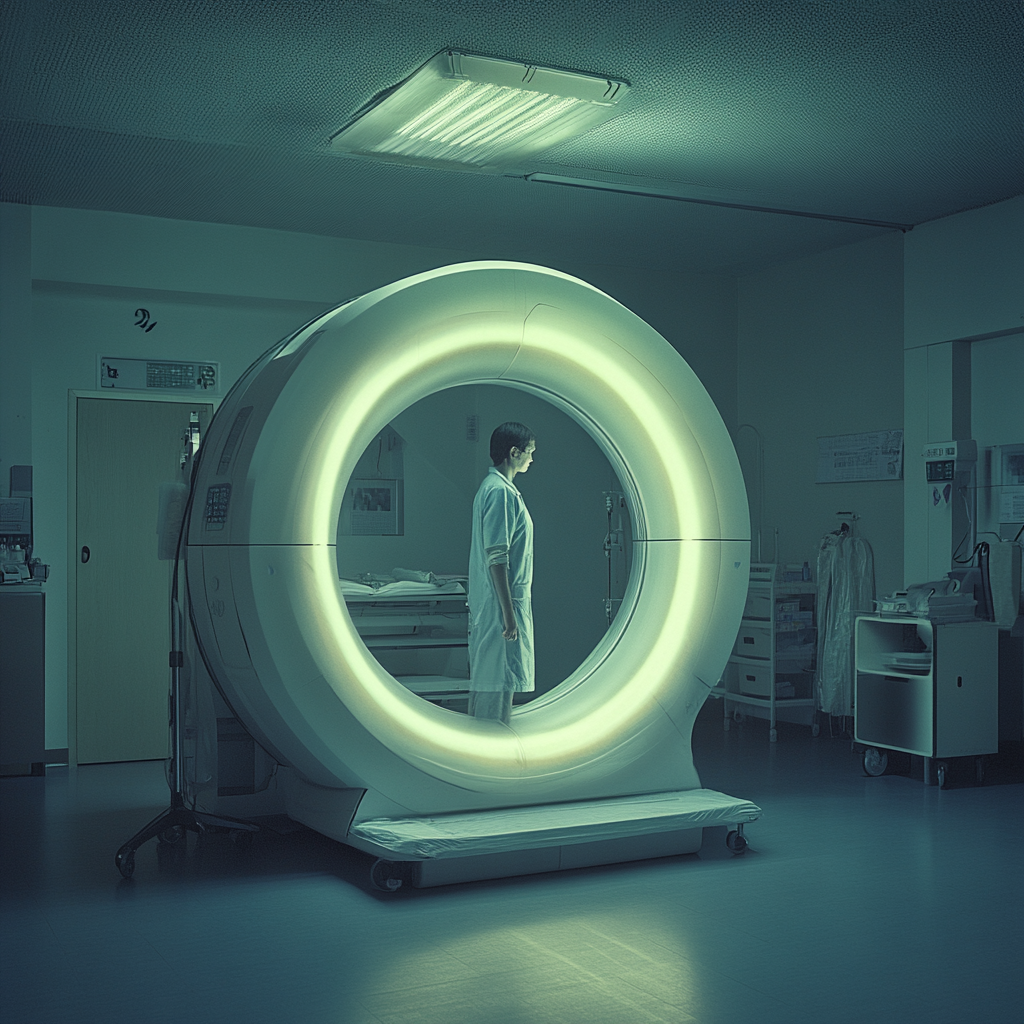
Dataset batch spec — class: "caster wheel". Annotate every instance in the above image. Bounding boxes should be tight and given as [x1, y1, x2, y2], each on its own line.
[812, 722, 820, 737]
[371, 859, 404, 892]
[158, 825, 186, 846]
[863, 747, 888, 777]
[733, 709, 744, 724]
[769, 728, 778, 743]
[937, 763, 948, 789]
[230, 829, 255, 850]
[723, 717, 731, 732]
[115, 849, 135, 879]
[725, 830, 748, 854]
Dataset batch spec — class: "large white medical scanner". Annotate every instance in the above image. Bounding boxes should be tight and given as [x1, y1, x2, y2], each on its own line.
[183, 262, 760, 888]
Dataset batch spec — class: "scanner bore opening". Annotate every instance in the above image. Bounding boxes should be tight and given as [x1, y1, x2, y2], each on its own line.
[336, 382, 640, 714]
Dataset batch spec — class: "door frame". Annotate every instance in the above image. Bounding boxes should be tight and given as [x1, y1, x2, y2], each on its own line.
[67, 389, 220, 767]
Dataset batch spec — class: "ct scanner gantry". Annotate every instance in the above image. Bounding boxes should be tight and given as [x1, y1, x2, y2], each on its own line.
[117, 261, 761, 889]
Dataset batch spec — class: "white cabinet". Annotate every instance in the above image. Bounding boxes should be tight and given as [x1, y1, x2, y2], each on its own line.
[854, 616, 998, 783]
[714, 564, 817, 742]
[0, 589, 47, 774]
[345, 590, 470, 708]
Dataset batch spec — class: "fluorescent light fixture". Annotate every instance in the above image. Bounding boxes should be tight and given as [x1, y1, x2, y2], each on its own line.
[330, 50, 629, 174]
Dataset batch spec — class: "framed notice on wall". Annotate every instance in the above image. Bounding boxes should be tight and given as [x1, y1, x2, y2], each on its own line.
[816, 430, 903, 483]
[342, 479, 404, 536]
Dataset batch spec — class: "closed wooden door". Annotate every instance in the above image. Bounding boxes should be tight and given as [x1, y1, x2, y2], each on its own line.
[75, 397, 213, 763]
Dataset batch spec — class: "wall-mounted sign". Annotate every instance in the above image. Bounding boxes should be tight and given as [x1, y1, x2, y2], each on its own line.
[817, 430, 903, 483]
[99, 356, 219, 393]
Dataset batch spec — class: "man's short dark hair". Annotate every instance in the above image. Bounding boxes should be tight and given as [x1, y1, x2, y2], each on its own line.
[490, 422, 534, 465]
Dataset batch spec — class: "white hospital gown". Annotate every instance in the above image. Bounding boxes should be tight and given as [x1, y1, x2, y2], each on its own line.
[468, 467, 535, 693]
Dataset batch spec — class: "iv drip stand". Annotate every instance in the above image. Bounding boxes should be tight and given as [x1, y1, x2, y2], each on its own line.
[115, 423, 259, 880]
[114, 597, 259, 879]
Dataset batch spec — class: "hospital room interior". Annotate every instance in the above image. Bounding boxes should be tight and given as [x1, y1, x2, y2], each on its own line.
[1, 3, 1022, 1023]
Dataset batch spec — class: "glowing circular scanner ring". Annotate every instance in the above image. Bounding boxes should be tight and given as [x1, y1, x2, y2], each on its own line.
[187, 263, 749, 806]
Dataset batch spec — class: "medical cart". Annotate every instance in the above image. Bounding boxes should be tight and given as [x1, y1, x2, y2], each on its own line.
[854, 615, 998, 787]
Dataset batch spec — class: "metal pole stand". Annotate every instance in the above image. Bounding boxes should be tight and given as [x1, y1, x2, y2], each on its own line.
[116, 419, 260, 880]
[115, 647, 259, 879]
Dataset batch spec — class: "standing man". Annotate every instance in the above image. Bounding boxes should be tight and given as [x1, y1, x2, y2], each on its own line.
[467, 422, 537, 723]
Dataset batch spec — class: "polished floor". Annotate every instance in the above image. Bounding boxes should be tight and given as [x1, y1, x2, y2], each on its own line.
[2, 705, 1021, 1024]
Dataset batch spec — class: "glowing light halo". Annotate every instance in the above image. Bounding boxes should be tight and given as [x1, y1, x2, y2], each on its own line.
[285, 317, 704, 764]
[190, 262, 749, 801]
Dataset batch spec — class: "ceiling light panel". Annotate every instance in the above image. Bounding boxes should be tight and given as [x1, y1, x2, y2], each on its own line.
[330, 50, 629, 174]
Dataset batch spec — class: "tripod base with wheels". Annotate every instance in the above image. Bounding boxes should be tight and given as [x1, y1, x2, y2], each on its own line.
[115, 795, 259, 879]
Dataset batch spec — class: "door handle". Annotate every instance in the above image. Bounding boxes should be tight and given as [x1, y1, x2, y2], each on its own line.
[81, 546, 90, 563]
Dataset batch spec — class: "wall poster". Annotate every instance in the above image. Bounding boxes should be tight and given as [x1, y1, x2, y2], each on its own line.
[816, 430, 903, 483]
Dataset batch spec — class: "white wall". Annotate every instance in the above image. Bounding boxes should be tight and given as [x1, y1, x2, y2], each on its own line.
[905, 195, 1024, 348]
[1, 203, 737, 749]
[570, 265, 738, 433]
[903, 195, 1024, 584]
[0, 204, 32, 470]
[972, 335, 1024, 449]
[737, 232, 906, 599]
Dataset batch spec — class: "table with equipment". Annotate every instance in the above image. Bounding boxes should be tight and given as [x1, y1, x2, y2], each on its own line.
[854, 614, 998, 787]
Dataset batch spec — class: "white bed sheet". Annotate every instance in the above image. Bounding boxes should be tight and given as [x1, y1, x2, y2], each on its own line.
[341, 580, 466, 598]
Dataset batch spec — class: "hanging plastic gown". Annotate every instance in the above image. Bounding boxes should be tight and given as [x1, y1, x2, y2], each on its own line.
[468, 467, 535, 693]
[816, 529, 875, 718]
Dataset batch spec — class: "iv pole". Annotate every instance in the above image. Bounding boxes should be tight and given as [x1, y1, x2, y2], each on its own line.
[115, 415, 258, 879]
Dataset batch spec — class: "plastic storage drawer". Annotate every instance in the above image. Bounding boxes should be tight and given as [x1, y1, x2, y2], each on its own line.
[736, 664, 772, 697]
[734, 626, 772, 660]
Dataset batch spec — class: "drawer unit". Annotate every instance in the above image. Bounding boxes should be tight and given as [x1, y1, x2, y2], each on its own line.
[715, 563, 818, 742]
[735, 663, 772, 698]
[734, 625, 772, 660]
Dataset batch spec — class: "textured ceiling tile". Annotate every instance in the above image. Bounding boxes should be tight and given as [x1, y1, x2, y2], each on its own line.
[1, 0, 1021, 272]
